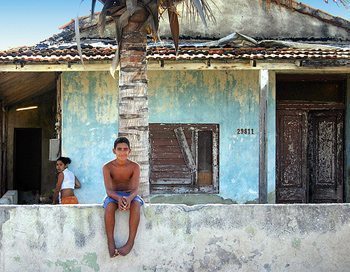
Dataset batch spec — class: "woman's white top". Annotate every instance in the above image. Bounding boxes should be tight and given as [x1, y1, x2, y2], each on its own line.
[60, 168, 75, 190]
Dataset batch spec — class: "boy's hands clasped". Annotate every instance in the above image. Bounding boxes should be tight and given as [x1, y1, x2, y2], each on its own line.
[119, 196, 131, 211]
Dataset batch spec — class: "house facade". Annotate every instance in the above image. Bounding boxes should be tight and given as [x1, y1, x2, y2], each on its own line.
[0, 0, 349, 204]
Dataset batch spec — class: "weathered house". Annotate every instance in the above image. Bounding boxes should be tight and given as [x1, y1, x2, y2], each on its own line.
[0, 0, 349, 205]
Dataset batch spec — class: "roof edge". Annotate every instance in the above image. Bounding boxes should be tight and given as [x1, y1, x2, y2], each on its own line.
[275, 0, 350, 31]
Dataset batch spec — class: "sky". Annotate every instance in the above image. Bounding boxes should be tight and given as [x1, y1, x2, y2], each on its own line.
[0, 0, 349, 50]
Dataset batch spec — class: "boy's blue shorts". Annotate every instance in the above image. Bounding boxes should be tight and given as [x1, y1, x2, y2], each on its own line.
[103, 191, 144, 209]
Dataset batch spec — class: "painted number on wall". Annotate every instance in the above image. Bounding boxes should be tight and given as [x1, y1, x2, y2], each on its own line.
[237, 128, 254, 135]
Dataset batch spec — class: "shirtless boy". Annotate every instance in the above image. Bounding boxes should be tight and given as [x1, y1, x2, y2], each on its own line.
[102, 137, 144, 258]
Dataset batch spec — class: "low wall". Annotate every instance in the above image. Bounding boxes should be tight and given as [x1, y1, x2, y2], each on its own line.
[0, 204, 349, 272]
[0, 191, 17, 204]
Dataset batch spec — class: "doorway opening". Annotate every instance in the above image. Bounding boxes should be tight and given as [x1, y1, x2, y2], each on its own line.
[276, 74, 346, 203]
[14, 128, 42, 204]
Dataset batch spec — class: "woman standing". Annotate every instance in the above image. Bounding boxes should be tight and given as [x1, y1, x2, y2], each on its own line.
[52, 157, 81, 204]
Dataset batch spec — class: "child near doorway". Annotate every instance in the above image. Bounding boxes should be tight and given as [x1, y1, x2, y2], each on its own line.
[52, 157, 81, 204]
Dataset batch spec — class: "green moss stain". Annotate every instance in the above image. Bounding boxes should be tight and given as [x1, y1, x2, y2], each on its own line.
[55, 259, 81, 272]
[150, 194, 236, 205]
[245, 226, 256, 237]
[292, 238, 301, 250]
[45, 260, 53, 268]
[13, 256, 20, 262]
[81, 252, 100, 272]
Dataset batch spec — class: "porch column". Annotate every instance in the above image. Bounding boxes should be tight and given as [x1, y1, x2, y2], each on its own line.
[259, 69, 268, 203]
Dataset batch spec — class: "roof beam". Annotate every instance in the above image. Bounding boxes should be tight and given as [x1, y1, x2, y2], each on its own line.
[0, 60, 349, 72]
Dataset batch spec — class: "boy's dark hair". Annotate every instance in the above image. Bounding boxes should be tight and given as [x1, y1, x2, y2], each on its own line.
[114, 137, 131, 149]
[57, 156, 71, 165]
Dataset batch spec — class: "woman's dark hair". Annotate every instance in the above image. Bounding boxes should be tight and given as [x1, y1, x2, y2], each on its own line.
[114, 137, 130, 149]
[57, 156, 71, 165]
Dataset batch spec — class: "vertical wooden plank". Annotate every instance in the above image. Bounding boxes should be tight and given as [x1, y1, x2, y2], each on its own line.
[259, 69, 268, 204]
[345, 76, 350, 202]
[174, 127, 196, 172]
[56, 73, 62, 140]
[2, 105, 7, 195]
[55, 73, 62, 159]
[267, 71, 276, 204]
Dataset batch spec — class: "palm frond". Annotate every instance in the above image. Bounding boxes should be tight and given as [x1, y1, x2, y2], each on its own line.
[74, 16, 85, 66]
[167, 4, 180, 51]
[90, 0, 97, 21]
[87, 0, 215, 69]
[327, 0, 350, 7]
[261, 0, 349, 8]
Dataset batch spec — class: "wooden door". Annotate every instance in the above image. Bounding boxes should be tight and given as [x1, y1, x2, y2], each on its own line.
[276, 109, 308, 203]
[308, 110, 344, 203]
[276, 108, 344, 203]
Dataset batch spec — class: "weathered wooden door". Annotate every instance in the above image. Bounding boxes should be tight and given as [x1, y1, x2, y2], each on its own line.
[308, 110, 344, 203]
[276, 109, 308, 203]
[276, 108, 344, 203]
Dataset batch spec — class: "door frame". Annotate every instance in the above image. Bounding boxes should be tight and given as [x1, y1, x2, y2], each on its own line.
[276, 102, 345, 203]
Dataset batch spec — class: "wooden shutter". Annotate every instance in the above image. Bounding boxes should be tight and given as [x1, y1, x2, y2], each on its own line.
[150, 124, 194, 193]
[150, 123, 219, 194]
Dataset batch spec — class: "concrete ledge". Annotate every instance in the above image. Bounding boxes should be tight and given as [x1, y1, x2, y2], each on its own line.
[0, 190, 17, 204]
[0, 204, 349, 271]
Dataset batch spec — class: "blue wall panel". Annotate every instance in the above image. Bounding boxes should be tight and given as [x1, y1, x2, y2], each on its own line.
[62, 72, 118, 203]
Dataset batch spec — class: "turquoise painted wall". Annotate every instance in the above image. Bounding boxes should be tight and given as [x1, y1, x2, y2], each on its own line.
[61, 71, 350, 204]
[148, 70, 260, 203]
[62, 70, 261, 203]
[62, 72, 118, 204]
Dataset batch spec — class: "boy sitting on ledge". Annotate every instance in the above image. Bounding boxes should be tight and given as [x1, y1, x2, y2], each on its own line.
[102, 137, 144, 258]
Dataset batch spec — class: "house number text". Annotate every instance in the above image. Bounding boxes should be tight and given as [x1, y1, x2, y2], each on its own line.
[237, 128, 254, 135]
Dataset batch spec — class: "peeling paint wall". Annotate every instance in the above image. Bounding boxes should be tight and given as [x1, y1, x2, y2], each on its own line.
[61, 70, 349, 204]
[149, 70, 260, 203]
[62, 70, 260, 204]
[61, 72, 118, 204]
[1, 204, 350, 271]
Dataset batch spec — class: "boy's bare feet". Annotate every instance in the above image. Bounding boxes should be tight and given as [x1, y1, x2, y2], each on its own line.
[108, 240, 118, 258]
[117, 241, 134, 256]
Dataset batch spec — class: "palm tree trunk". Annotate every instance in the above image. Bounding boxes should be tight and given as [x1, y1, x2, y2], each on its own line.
[118, 31, 149, 200]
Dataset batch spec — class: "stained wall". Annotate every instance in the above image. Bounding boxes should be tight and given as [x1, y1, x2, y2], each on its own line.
[62, 70, 260, 203]
[1, 204, 350, 271]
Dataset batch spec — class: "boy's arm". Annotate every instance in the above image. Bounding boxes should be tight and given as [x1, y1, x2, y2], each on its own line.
[123, 163, 140, 209]
[103, 164, 122, 202]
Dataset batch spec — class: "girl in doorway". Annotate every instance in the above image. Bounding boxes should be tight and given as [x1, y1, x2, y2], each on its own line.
[52, 157, 81, 204]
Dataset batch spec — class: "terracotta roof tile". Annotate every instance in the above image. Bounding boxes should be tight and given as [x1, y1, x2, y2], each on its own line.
[0, 42, 349, 64]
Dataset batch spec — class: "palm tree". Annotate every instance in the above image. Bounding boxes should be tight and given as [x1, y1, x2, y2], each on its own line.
[84, 0, 214, 199]
[86, 0, 348, 198]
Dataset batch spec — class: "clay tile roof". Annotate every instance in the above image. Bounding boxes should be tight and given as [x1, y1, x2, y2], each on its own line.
[0, 36, 349, 64]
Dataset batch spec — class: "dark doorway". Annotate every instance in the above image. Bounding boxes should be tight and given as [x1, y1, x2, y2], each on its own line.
[14, 128, 42, 204]
[276, 75, 346, 203]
